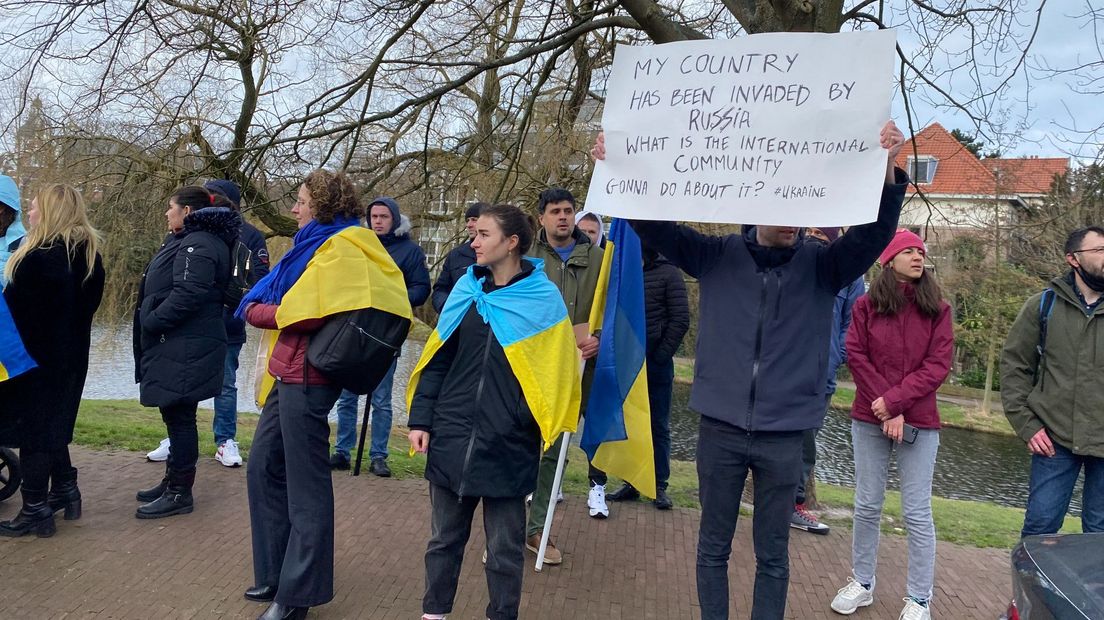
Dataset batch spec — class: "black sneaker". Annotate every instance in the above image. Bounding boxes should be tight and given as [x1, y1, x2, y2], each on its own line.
[369, 457, 392, 478]
[329, 453, 350, 471]
[607, 483, 641, 502]
[653, 489, 673, 510]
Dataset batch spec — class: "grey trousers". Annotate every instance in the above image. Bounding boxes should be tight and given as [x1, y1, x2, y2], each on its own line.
[423, 484, 527, 620]
[850, 419, 940, 602]
[247, 381, 342, 608]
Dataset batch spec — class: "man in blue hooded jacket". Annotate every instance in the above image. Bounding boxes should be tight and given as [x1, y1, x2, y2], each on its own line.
[331, 196, 430, 476]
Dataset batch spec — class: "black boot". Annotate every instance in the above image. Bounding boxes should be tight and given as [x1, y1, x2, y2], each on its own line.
[135, 469, 194, 520]
[48, 467, 82, 520]
[258, 602, 309, 619]
[607, 482, 640, 502]
[136, 463, 170, 502]
[0, 487, 57, 538]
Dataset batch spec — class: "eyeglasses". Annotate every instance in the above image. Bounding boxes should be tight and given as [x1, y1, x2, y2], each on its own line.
[1073, 247, 1104, 255]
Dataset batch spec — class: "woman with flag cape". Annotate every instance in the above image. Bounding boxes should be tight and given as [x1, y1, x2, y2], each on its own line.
[0, 184, 104, 538]
[407, 204, 580, 620]
[239, 170, 410, 620]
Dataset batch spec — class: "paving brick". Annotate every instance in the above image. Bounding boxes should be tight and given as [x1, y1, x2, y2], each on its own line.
[0, 447, 1012, 618]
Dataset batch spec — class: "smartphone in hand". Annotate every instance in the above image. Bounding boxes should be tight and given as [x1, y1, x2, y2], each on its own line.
[901, 422, 920, 445]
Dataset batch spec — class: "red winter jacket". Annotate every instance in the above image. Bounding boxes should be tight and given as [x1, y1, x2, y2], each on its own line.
[245, 303, 330, 385]
[845, 286, 954, 429]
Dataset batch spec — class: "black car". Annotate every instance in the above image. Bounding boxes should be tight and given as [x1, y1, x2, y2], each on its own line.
[1003, 533, 1104, 619]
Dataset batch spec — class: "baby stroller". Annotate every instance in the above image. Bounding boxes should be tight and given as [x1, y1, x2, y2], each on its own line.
[0, 446, 19, 503]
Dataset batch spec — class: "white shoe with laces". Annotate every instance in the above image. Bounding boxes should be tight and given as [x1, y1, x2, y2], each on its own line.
[146, 438, 171, 462]
[216, 439, 243, 467]
[587, 483, 608, 519]
[898, 598, 931, 620]
[830, 577, 874, 615]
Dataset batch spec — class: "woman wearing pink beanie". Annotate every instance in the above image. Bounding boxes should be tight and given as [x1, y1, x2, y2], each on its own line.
[830, 228, 954, 620]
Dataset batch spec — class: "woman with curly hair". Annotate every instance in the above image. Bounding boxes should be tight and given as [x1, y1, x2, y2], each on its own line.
[0, 184, 104, 537]
[239, 169, 397, 620]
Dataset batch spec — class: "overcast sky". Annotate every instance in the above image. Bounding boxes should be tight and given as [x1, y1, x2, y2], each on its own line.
[893, 1, 1102, 162]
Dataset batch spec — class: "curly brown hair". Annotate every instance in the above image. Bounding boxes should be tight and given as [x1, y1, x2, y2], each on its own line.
[302, 170, 364, 224]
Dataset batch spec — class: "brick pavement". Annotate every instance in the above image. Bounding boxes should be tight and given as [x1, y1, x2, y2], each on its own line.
[0, 447, 1012, 619]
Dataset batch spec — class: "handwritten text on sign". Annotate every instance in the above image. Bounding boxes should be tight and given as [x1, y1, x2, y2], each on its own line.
[585, 30, 897, 226]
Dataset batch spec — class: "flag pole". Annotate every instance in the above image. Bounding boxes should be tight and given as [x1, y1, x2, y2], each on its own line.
[535, 430, 572, 572]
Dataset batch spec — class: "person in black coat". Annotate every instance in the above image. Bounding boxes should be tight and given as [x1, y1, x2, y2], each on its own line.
[430, 201, 486, 313]
[607, 246, 690, 510]
[132, 185, 240, 520]
[409, 205, 563, 620]
[0, 184, 104, 538]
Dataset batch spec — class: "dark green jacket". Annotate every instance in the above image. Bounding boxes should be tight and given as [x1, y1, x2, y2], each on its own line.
[1001, 274, 1104, 457]
[529, 227, 603, 326]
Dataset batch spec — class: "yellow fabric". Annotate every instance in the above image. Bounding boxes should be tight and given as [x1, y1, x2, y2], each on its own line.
[253, 329, 278, 407]
[274, 226, 411, 328]
[406, 318, 581, 454]
[255, 226, 411, 407]
[0, 365, 9, 382]
[592, 367, 656, 498]
[588, 240, 615, 331]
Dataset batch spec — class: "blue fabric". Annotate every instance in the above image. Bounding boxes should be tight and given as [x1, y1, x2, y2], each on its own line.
[553, 242, 575, 263]
[213, 342, 243, 444]
[0, 175, 24, 285]
[0, 293, 36, 379]
[234, 215, 358, 318]
[436, 257, 566, 347]
[581, 219, 647, 461]
[1022, 442, 1104, 536]
[827, 277, 865, 394]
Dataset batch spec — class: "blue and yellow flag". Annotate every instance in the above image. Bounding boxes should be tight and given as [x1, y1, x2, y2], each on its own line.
[407, 257, 580, 450]
[582, 219, 656, 498]
[253, 225, 411, 406]
[0, 294, 36, 382]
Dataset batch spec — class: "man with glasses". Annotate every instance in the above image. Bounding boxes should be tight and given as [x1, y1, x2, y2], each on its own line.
[1002, 226, 1104, 537]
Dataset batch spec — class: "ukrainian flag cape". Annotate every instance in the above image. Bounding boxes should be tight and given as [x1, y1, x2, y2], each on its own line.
[582, 219, 656, 498]
[250, 225, 411, 406]
[406, 257, 580, 450]
[0, 294, 36, 382]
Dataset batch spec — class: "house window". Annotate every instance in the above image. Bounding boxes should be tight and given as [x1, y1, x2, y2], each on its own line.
[908, 156, 938, 184]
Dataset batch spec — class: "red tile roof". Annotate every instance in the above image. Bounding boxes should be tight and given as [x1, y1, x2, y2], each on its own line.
[894, 123, 1068, 196]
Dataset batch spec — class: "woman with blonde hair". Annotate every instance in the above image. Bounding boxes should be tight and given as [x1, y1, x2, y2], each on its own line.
[0, 184, 104, 537]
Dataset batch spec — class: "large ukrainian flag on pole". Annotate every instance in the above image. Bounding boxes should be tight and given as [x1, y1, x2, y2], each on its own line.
[582, 218, 656, 498]
[407, 257, 580, 449]
[0, 294, 36, 382]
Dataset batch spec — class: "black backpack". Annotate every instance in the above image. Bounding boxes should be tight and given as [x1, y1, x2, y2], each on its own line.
[1032, 288, 1057, 386]
[307, 308, 412, 394]
[224, 239, 255, 310]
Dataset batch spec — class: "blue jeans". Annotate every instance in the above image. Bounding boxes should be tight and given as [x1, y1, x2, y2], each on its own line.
[1022, 440, 1104, 537]
[213, 343, 244, 445]
[334, 357, 398, 461]
[696, 416, 804, 620]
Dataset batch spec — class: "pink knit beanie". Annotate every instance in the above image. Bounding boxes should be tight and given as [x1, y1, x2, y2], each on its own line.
[878, 229, 927, 266]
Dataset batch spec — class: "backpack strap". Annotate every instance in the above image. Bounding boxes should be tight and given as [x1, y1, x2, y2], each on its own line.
[1033, 288, 1057, 386]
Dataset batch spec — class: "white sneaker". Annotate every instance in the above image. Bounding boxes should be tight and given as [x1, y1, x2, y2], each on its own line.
[831, 577, 874, 615]
[557, 485, 564, 503]
[215, 439, 243, 467]
[899, 598, 931, 620]
[587, 484, 608, 519]
[146, 438, 171, 462]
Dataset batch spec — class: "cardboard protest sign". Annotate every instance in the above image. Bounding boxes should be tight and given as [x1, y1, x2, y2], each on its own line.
[586, 30, 897, 226]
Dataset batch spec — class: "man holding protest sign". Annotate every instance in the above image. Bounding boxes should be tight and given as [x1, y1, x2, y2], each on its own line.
[591, 119, 906, 619]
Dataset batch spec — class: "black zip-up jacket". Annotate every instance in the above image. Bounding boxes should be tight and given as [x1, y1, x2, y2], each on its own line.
[408, 262, 542, 498]
[630, 169, 907, 432]
[431, 240, 476, 313]
[133, 207, 240, 407]
[223, 220, 270, 344]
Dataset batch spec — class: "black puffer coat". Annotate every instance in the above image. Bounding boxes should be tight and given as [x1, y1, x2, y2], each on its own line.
[133, 207, 240, 407]
[643, 252, 690, 362]
[0, 242, 104, 450]
[408, 262, 542, 499]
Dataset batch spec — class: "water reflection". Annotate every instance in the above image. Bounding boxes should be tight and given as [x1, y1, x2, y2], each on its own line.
[669, 382, 1083, 514]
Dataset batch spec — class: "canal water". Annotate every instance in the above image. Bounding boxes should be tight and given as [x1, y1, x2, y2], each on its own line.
[86, 327, 1082, 514]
